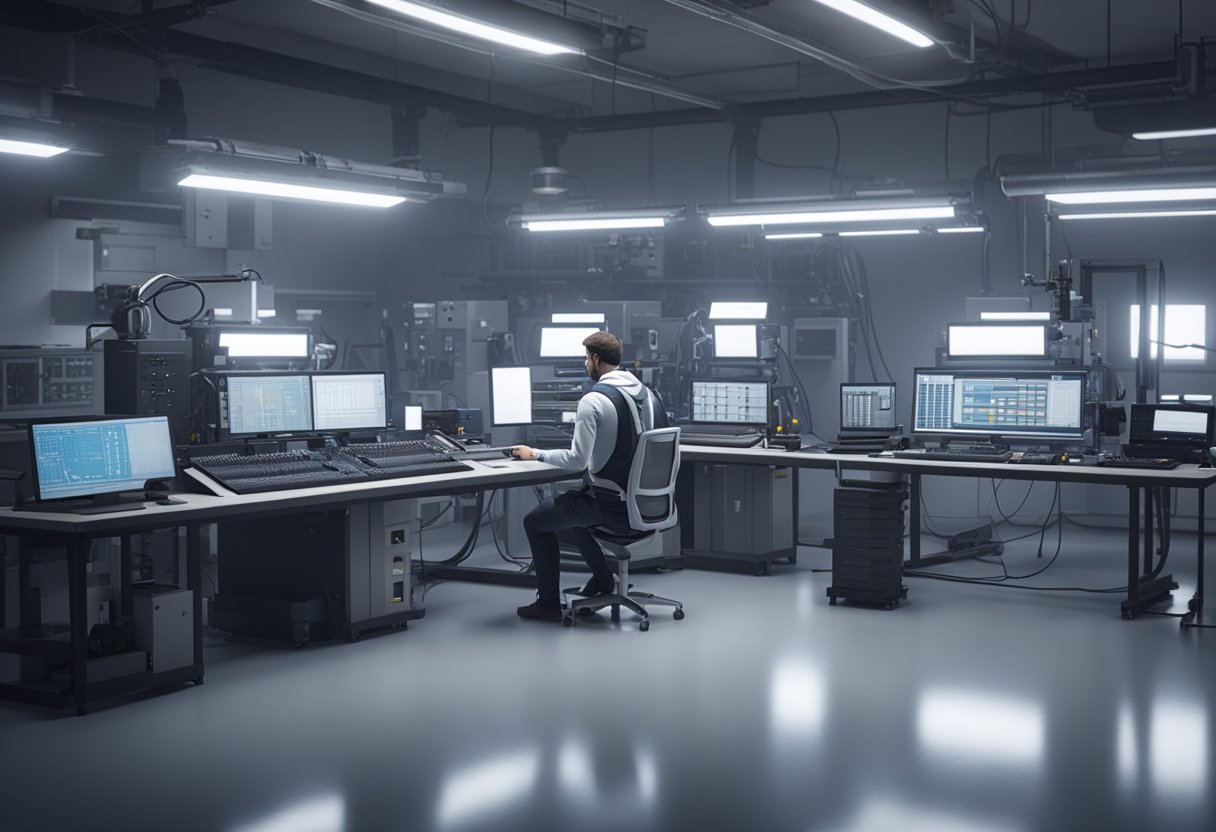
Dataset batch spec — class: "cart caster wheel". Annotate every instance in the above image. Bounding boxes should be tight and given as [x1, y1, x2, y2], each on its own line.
[192, 677, 205, 686]
[787, 554, 798, 565]
[349, 634, 361, 643]
[639, 619, 650, 632]
[562, 615, 573, 627]
[673, 609, 685, 621]
[885, 601, 897, 610]
[1188, 598, 1200, 612]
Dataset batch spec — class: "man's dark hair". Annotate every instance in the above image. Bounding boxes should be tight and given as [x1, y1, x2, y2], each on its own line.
[583, 331, 622, 366]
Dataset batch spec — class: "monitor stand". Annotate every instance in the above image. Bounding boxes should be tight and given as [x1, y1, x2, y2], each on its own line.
[17, 493, 147, 515]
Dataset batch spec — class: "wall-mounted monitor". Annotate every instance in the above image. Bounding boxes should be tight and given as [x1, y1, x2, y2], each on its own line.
[539, 326, 603, 359]
[708, 301, 768, 320]
[29, 416, 176, 504]
[713, 324, 759, 359]
[912, 368, 1086, 440]
[490, 367, 534, 427]
[552, 312, 606, 324]
[311, 372, 387, 432]
[946, 323, 1049, 359]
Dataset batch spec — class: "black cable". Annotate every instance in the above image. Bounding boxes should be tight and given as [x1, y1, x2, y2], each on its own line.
[146, 279, 207, 326]
[85, 323, 114, 350]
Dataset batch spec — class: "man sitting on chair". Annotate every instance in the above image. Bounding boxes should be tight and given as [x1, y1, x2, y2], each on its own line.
[512, 331, 667, 620]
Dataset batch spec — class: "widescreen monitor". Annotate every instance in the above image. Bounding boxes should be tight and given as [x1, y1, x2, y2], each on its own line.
[713, 324, 759, 359]
[490, 367, 534, 427]
[840, 383, 897, 431]
[225, 374, 314, 436]
[539, 326, 602, 359]
[30, 416, 176, 503]
[912, 369, 1086, 440]
[690, 380, 769, 426]
[312, 372, 387, 432]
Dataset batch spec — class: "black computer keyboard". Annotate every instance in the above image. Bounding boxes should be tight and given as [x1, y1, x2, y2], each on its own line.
[190, 444, 472, 494]
[893, 447, 1014, 463]
[1098, 456, 1182, 470]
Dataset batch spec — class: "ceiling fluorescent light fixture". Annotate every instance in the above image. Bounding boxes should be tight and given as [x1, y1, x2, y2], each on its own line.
[520, 208, 682, 233]
[839, 228, 921, 237]
[765, 232, 824, 240]
[810, 0, 934, 48]
[1132, 127, 1216, 140]
[1045, 187, 1216, 205]
[0, 138, 70, 158]
[364, 0, 581, 55]
[1058, 208, 1216, 221]
[552, 313, 606, 323]
[981, 311, 1052, 321]
[937, 226, 985, 234]
[177, 173, 406, 208]
[705, 199, 955, 228]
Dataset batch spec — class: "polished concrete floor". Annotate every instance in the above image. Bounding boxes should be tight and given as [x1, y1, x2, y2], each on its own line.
[1, 524, 1214, 832]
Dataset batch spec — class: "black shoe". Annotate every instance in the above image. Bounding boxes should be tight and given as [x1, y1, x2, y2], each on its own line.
[578, 574, 615, 597]
[517, 601, 563, 620]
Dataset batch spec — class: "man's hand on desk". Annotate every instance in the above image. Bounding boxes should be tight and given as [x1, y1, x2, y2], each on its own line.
[512, 445, 538, 461]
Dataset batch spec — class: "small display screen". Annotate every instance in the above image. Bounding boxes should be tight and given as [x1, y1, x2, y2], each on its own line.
[690, 380, 768, 425]
[1152, 409, 1208, 436]
[841, 384, 896, 430]
[312, 373, 387, 432]
[713, 324, 759, 359]
[226, 375, 313, 435]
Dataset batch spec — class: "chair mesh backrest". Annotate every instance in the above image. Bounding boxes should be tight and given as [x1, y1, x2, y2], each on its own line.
[626, 428, 680, 531]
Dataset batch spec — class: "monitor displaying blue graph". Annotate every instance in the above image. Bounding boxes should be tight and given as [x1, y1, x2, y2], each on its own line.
[30, 416, 176, 502]
[912, 369, 1085, 440]
[225, 375, 313, 436]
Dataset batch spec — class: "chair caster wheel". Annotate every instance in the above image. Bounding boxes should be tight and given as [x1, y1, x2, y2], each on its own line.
[577, 607, 595, 617]
[639, 619, 650, 632]
[673, 609, 685, 621]
[562, 615, 574, 627]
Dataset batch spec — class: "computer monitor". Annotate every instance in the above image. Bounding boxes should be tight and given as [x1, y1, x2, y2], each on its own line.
[946, 323, 1049, 359]
[690, 380, 769, 426]
[539, 326, 602, 359]
[840, 383, 897, 432]
[912, 368, 1086, 440]
[217, 327, 311, 360]
[224, 374, 314, 436]
[490, 367, 534, 427]
[311, 372, 387, 432]
[1129, 403, 1214, 447]
[713, 324, 759, 359]
[29, 416, 176, 504]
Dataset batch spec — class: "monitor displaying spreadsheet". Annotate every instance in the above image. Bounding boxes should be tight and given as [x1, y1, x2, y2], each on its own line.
[311, 373, 387, 432]
[840, 383, 896, 431]
[912, 369, 1085, 440]
[30, 416, 176, 502]
[690, 380, 769, 426]
[225, 374, 314, 436]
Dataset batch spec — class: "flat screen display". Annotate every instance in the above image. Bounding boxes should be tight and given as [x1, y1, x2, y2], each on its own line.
[312, 373, 387, 432]
[225, 375, 313, 436]
[912, 369, 1085, 439]
[841, 383, 896, 431]
[539, 326, 602, 358]
[713, 324, 759, 359]
[491, 367, 533, 426]
[217, 330, 310, 358]
[947, 324, 1048, 358]
[30, 416, 176, 502]
[690, 380, 769, 426]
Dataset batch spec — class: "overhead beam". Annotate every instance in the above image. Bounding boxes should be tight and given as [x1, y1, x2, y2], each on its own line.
[566, 61, 1180, 133]
[0, 0, 559, 130]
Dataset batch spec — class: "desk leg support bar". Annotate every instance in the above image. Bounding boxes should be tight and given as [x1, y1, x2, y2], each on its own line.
[68, 538, 89, 716]
[909, 473, 921, 563]
[1122, 485, 1176, 619]
[187, 524, 204, 685]
[1184, 489, 1206, 628]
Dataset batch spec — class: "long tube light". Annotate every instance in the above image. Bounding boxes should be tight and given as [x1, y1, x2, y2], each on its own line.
[706, 202, 956, 228]
[839, 228, 921, 236]
[1058, 208, 1216, 221]
[1046, 187, 1216, 205]
[810, 0, 934, 49]
[0, 138, 70, 158]
[364, 0, 581, 55]
[1133, 127, 1216, 140]
[519, 207, 682, 233]
[178, 173, 407, 207]
[936, 226, 985, 234]
[765, 232, 824, 240]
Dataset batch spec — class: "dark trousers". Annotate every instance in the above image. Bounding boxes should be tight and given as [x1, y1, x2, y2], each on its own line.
[524, 487, 629, 607]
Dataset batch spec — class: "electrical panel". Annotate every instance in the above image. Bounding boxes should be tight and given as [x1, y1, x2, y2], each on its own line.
[0, 348, 102, 419]
[405, 301, 508, 407]
[103, 340, 192, 444]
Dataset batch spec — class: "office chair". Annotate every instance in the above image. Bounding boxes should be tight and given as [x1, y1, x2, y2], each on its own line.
[563, 426, 685, 631]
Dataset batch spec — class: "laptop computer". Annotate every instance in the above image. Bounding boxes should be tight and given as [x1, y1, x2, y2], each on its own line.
[681, 379, 768, 447]
[828, 383, 898, 453]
